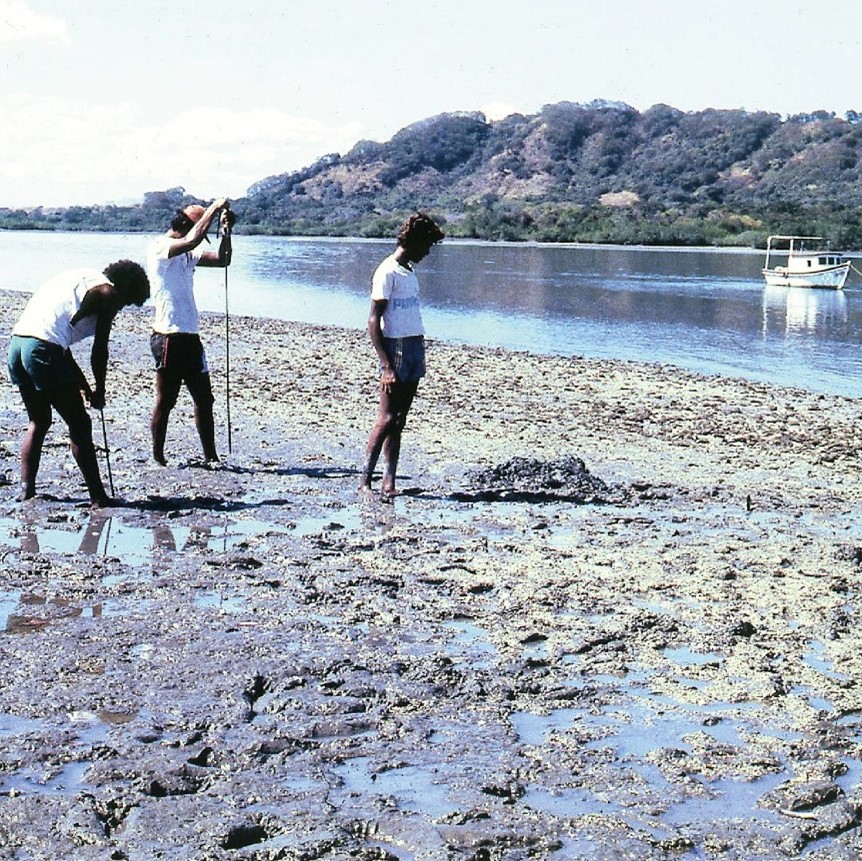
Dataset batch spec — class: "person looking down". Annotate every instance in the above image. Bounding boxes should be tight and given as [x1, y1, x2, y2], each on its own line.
[360, 212, 445, 499]
[7, 260, 150, 507]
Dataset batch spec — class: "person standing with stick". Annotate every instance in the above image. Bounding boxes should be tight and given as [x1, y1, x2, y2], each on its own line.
[360, 212, 445, 499]
[220, 205, 234, 454]
[147, 199, 234, 466]
[7, 260, 150, 507]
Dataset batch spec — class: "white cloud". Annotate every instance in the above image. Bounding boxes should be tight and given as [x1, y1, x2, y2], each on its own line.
[0, 0, 67, 42]
[0, 95, 366, 207]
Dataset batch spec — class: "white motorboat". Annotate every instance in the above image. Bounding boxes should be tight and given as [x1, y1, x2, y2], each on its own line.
[762, 234, 850, 289]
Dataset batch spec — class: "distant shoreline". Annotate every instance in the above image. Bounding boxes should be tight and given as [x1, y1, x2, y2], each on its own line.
[0, 225, 771, 255]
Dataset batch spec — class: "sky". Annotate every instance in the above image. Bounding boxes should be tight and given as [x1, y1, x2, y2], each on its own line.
[3, 0, 862, 208]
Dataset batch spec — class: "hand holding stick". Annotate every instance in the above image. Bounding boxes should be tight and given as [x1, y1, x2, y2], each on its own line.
[218, 202, 235, 237]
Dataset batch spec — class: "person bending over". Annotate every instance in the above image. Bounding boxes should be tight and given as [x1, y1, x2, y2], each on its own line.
[361, 212, 445, 498]
[7, 260, 150, 507]
[147, 199, 234, 465]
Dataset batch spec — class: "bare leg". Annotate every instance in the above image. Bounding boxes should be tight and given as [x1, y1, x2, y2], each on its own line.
[151, 370, 182, 465]
[361, 381, 417, 495]
[185, 371, 218, 462]
[380, 430, 404, 496]
[361, 393, 392, 489]
[50, 387, 110, 507]
[17, 387, 52, 501]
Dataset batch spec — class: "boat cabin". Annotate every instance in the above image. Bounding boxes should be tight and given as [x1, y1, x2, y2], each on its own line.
[762, 235, 850, 289]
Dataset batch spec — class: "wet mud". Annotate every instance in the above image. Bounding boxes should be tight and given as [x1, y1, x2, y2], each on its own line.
[1, 289, 862, 859]
[454, 456, 618, 503]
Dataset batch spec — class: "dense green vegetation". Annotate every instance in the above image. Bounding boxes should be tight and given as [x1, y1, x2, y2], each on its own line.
[5, 101, 862, 247]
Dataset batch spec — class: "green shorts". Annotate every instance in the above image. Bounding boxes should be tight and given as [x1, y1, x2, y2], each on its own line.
[7, 335, 77, 391]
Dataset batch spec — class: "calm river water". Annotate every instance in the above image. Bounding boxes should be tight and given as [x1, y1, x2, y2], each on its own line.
[1, 231, 860, 398]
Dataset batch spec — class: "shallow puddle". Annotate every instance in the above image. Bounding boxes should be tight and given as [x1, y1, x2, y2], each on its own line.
[333, 756, 459, 819]
[442, 619, 498, 668]
[512, 698, 743, 757]
[511, 667, 862, 834]
[524, 783, 625, 818]
[0, 515, 127, 557]
[0, 712, 46, 738]
[4, 760, 92, 796]
[803, 639, 851, 682]
[511, 708, 581, 747]
[0, 515, 160, 566]
[0, 710, 128, 797]
[0, 589, 21, 632]
[791, 685, 834, 714]
[664, 646, 724, 667]
[509, 668, 825, 831]
[0, 713, 95, 796]
[0, 502, 478, 571]
[586, 708, 743, 757]
[0, 510, 336, 567]
[192, 591, 247, 614]
[660, 772, 786, 826]
[292, 507, 364, 536]
[0, 589, 123, 630]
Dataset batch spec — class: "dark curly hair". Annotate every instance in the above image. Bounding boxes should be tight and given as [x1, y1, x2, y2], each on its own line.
[396, 212, 445, 248]
[170, 209, 196, 234]
[103, 259, 150, 306]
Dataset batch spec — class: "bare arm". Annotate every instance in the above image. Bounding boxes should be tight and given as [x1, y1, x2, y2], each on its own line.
[368, 299, 396, 392]
[198, 231, 232, 268]
[88, 311, 116, 408]
[198, 207, 233, 268]
[70, 284, 119, 408]
[166, 198, 227, 259]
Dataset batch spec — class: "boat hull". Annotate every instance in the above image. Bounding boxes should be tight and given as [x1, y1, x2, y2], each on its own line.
[762, 263, 849, 289]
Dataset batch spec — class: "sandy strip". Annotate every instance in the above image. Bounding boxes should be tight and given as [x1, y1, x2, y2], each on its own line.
[1, 288, 862, 858]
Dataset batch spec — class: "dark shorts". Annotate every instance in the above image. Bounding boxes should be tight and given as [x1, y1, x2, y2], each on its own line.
[382, 336, 425, 383]
[7, 335, 77, 391]
[150, 332, 209, 376]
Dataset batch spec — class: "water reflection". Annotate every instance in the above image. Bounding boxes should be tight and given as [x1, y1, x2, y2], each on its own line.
[2, 513, 250, 564]
[2, 513, 152, 563]
[2, 591, 102, 634]
[0, 504, 368, 566]
[762, 285, 849, 335]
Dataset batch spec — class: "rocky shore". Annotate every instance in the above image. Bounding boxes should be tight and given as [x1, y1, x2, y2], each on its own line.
[2, 288, 862, 859]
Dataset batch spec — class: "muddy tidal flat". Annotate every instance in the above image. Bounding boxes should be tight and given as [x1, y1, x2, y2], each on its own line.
[2, 288, 862, 860]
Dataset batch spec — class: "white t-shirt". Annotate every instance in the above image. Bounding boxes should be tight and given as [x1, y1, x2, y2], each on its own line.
[371, 253, 425, 338]
[13, 268, 107, 348]
[148, 236, 205, 334]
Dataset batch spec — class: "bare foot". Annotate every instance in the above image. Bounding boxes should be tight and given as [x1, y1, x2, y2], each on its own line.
[182, 458, 221, 470]
[91, 496, 121, 510]
[380, 485, 399, 503]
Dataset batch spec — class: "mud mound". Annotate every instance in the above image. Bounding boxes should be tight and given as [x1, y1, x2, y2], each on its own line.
[453, 455, 614, 503]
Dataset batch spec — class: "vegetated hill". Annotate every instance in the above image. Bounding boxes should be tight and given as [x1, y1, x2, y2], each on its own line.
[6, 100, 862, 246]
